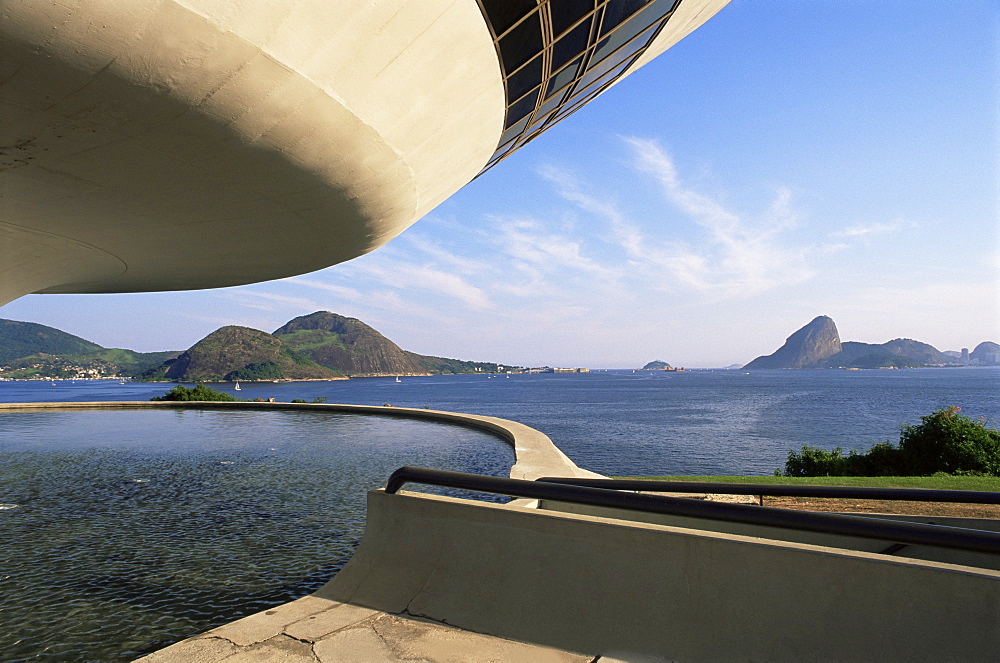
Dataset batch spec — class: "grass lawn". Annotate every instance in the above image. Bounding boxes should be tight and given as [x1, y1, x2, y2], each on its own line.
[618, 475, 1000, 491]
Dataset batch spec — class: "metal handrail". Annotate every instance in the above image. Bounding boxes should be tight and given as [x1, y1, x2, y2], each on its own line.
[384, 466, 1000, 555]
[535, 477, 1000, 504]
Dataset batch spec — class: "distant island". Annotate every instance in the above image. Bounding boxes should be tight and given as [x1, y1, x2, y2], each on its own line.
[0, 312, 517, 381]
[640, 360, 685, 371]
[744, 316, 999, 369]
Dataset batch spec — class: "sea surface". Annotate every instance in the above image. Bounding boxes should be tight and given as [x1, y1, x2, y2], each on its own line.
[0, 368, 997, 660]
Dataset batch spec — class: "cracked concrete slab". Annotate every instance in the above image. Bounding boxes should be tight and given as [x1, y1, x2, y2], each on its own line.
[135, 598, 590, 663]
[135, 636, 240, 662]
[312, 624, 403, 662]
[205, 596, 335, 647]
[370, 613, 591, 662]
[283, 602, 379, 642]
[229, 634, 318, 662]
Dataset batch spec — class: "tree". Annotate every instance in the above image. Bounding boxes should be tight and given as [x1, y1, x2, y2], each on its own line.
[151, 383, 238, 402]
[779, 407, 1000, 476]
[897, 406, 1000, 475]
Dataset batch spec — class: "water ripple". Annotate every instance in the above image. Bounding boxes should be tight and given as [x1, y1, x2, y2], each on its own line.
[0, 409, 513, 661]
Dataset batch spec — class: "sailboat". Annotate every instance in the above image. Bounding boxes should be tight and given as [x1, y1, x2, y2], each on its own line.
[395, 376, 401, 383]
[234, 381, 241, 391]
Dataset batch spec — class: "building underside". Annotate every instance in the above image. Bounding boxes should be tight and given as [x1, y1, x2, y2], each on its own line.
[0, 0, 729, 305]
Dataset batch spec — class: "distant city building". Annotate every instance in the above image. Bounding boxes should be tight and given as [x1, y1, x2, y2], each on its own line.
[1, 0, 729, 305]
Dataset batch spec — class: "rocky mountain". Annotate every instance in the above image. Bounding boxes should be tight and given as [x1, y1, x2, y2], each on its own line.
[139, 326, 341, 382]
[274, 312, 426, 376]
[744, 316, 842, 369]
[274, 311, 508, 377]
[743, 316, 989, 369]
[971, 342, 1000, 365]
[815, 339, 953, 369]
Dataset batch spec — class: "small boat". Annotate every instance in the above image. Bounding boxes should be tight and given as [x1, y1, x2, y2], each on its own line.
[234, 381, 241, 391]
[395, 376, 401, 383]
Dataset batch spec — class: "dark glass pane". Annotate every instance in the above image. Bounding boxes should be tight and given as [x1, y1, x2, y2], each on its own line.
[552, 19, 592, 70]
[520, 124, 547, 145]
[600, 0, 653, 36]
[591, 21, 657, 69]
[498, 114, 531, 146]
[546, 56, 582, 97]
[505, 86, 539, 126]
[554, 94, 593, 123]
[565, 59, 631, 108]
[507, 55, 543, 101]
[550, 1, 594, 38]
[632, 0, 680, 26]
[480, 0, 537, 38]
[535, 89, 566, 119]
[499, 12, 543, 73]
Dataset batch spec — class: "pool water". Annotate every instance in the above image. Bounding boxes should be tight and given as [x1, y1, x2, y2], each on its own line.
[0, 408, 514, 661]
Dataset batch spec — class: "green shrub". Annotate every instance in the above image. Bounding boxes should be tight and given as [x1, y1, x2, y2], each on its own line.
[781, 446, 851, 477]
[291, 396, 328, 404]
[151, 383, 238, 402]
[897, 406, 1000, 475]
[779, 407, 1000, 476]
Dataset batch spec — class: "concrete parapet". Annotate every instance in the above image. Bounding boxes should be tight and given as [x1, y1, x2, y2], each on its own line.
[541, 499, 1000, 571]
[316, 489, 1000, 661]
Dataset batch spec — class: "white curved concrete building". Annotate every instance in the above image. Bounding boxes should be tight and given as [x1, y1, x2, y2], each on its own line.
[0, 0, 729, 305]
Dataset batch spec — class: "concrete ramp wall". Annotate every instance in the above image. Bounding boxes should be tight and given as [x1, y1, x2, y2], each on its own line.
[316, 489, 1000, 662]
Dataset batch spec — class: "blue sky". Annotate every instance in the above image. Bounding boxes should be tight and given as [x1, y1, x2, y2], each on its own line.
[2, 1, 997, 368]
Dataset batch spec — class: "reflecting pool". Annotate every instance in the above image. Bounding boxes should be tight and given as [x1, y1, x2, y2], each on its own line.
[0, 408, 514, 661]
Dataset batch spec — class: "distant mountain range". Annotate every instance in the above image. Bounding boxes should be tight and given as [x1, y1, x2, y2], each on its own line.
[0, 312, 511, 381]
[2, 313, 996, 380]
[744, 316, 999, 369]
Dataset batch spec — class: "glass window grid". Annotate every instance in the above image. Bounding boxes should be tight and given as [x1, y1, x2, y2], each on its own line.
[475, 0, 679, 176]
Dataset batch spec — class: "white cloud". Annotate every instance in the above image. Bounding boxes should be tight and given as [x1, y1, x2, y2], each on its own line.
[347, 261, 494, 310]
[403, 235, 486, 275]
[539, 164, 646, 258]
[628, 137, 815, 297]
[832, 219, 910, 238]
[492, 217, 618, 279]
[282, 277, 364, 301]
[538, 138, 816, 301]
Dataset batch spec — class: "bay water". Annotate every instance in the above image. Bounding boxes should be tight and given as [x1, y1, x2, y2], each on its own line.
[0, 368, 997, 660]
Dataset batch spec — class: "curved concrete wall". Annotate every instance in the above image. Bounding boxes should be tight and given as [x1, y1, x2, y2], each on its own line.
[0, 0, 503, 303]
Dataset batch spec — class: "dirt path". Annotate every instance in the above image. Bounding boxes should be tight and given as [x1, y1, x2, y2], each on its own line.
[760, 496, 1000, 519]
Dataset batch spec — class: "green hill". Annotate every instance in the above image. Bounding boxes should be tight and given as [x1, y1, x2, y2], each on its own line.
[0, 318, 179, 378]
[139, 326, 341, 382]
[274, 311, 507, 376]
[0, 319, 102, 364]
[0, 312, 512, 380]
